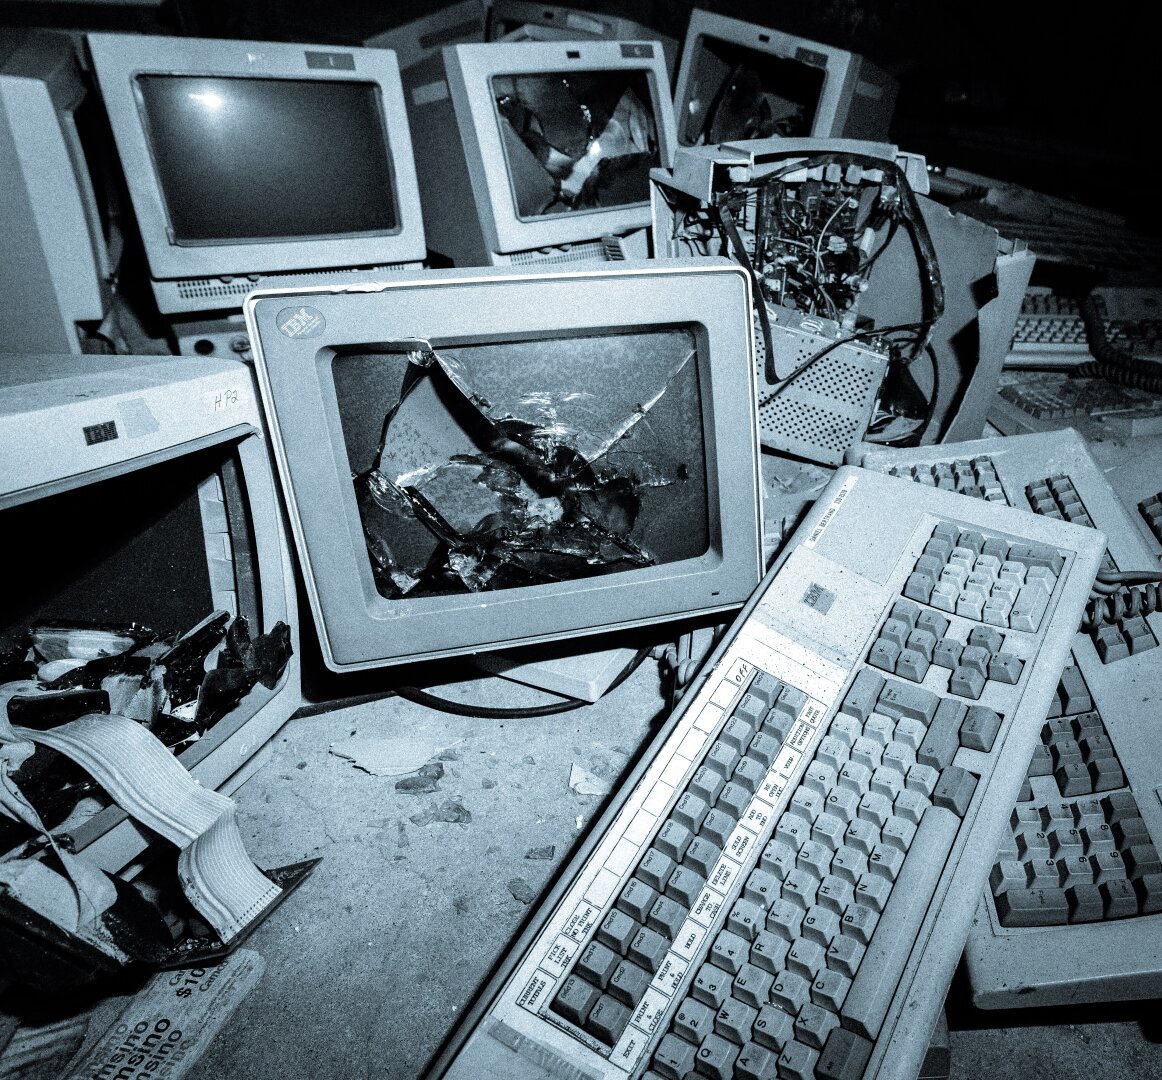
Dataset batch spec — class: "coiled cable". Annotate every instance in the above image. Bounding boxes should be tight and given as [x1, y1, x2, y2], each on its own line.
[1082, 581, 1162, 631]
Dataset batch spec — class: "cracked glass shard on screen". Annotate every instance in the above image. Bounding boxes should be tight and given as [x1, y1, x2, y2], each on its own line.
[491, 70, 660, 218]
[330, 328, 711, 599]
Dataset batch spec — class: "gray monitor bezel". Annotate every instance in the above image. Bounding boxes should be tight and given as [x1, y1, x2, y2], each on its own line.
[245, 260, 762, 672]
[86, 33, 426, 282]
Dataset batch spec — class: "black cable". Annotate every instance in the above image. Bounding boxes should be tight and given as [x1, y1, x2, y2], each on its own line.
[716, 203, 778, 384]
[1081, 582, 1162, 631]
[749, 152, 944, 358]
[392, 646, 652, 719]
[865, 344, 941, 446]
[1074, 294, 1162, 392]
[857, 215, 900, 278]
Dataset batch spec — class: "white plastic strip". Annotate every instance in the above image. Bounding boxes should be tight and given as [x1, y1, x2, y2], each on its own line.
[13, 714, 280, 943]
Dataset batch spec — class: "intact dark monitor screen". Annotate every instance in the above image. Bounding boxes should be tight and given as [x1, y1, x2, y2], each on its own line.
[491, 70, 660, 219]
[135, 74, 399, 244]
[331, 328, 710, 599]
[683, 37, 825, 145]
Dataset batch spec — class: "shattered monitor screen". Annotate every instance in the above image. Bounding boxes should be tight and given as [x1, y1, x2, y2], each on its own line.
[490, 70, 661, 218]
[683, 39, 824, 145]
[330, 328, 710, 599]
[135, 75, 399, 243]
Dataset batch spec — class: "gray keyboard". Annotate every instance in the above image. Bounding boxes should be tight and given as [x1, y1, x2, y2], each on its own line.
[426, 467, 1103, 1077]
[863, 429, 1162, 1006]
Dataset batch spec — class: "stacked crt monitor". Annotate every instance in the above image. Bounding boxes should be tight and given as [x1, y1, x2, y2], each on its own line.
[86, 33, 426, 321]
[0, 31, 115, 355]
[673, 9, 898, 146]
[404, 40, 677, 267]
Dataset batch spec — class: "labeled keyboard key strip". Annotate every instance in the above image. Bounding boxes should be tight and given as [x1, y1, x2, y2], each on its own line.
[426, 467, 1104, 1079]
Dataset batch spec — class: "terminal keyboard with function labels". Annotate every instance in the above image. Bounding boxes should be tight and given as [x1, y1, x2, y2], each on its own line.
[861, 429, 1162, 1006]
[427, 467, 1103, 1080]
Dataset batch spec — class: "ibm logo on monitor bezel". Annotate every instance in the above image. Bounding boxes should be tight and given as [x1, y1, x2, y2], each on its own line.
[276, 306, 326, 339]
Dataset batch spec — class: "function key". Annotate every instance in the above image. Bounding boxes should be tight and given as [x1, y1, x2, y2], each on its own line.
[617, 878, 658, 922]
[748, 673, 783, 707]
[576, 940, 621, 988]
[732, 694, 766, 731]
[597, 908, 639, 953]
[585, 994, 632, 1044]
[552, 974, 602, 1026]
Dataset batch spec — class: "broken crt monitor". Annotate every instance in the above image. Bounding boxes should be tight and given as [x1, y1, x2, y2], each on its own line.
[0, 354, 299, 874]
[245, 260, 763, 672]
[403, 40, 676, 267]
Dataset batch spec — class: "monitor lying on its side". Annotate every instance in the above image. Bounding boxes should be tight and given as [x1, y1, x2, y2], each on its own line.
[0, 354, 300, 874]
[244, 259, 763, 673]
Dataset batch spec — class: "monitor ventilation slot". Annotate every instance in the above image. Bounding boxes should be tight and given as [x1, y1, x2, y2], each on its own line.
[175, 264, 410, 301]
[507, 239, 608, 266]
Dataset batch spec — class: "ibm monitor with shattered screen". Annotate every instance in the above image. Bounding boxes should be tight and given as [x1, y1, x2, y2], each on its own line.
[404, 40, 676, 266]
[673, 9, 897, 148]
[244, 260, 762, 672]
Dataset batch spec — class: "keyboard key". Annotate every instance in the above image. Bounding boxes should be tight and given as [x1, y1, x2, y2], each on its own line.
[751, 929, 790, 974]
[666, 866, 704, 907]
[608, 958, 652, 1005]
[918, 699, 964, 770]
[576, 940, 621, 988]
[552, 975, 601, 1025]
[777, 1038, 819, 1080]
[950, 665, 986, 699]
[673, 792, 709, 832]
[959, 705, 1002, 752]
[597, 908, 638, 953]
[617, 878, 658, 922]
[683, 832, 720, 874]
[753, 1004, 795, 1051]
[734, 1042, 778, 1080]
[652, 1033, 696, 1079]
[649, 895, 687, 938]
[795, 1002, 839, 1049]
[727, 899, 764, 942]
[586, 993, 632, 1044]
[770, 970, 811, 1014]
[694, 1031, 738, 1080]
[996, 887, 1070, 927]
[655, 819, 692, 862]
[692, 963, 732, 1009]
[933, 766, 978, 817]
[714, 997, 757, 1045]
[733, 963, 773, 1009]
[876, 681, 940, 725]
[674, 995, 714, 1043]
[817, 1027, 873, 1080]
[701, 809, 735, 847]
[840, 806, 958, 1039]
[637, 848, 675, 892]
[629, 926, 671, 973]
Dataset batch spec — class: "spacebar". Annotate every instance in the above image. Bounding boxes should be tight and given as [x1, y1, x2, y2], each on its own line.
[839, 806, 959, 1040]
